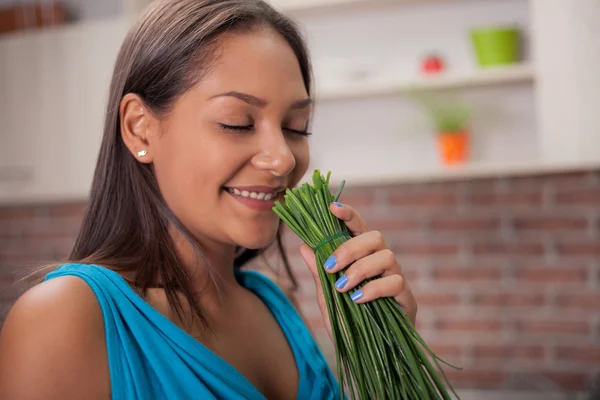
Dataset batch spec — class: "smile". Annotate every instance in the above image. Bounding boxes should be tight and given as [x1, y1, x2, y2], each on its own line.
[225, 187, 283, 201]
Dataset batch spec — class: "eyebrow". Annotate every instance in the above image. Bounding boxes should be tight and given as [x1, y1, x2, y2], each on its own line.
[210, 91, 313, 110]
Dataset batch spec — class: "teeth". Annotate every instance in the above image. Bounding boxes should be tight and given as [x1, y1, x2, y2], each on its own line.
[227, 188, 280, 201]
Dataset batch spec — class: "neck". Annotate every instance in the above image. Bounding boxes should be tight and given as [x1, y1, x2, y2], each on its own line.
[170, 227, 241, 303]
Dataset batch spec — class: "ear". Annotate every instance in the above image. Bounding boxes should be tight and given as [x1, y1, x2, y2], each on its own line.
[119, 93, 159, 164]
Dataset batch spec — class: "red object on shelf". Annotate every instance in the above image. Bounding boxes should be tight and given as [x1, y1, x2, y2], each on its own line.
[0, 3, 67, 35]
[421, 54, 445, 74]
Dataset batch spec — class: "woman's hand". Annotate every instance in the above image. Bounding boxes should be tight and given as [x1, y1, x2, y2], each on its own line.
[299, 202, 418, 340]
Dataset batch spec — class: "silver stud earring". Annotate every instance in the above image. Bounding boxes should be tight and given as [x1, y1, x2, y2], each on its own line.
[137, 150, 147, 157]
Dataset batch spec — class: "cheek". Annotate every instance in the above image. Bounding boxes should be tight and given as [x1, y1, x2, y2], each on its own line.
[152, 128, 215, 206]
[292, 140, 310, 184]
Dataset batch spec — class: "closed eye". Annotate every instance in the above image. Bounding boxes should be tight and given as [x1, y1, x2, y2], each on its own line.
[284, 127, 312, 137]
[219, 124, 311, 136]
[219, 124, 253, 132]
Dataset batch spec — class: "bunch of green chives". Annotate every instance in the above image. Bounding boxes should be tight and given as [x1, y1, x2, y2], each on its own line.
[273, 170, 461, 400]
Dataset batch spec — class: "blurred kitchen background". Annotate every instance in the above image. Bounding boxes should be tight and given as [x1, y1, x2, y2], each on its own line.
[1, 0, 599, 399]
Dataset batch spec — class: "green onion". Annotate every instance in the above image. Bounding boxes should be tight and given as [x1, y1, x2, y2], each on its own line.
[273, 170, 461, 400]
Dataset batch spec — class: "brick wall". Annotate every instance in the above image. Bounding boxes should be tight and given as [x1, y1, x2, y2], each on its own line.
[1, 169, 599, 393]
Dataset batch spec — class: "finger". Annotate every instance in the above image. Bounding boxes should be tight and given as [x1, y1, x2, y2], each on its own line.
[333, 249, 400, 293]
[322, 230, 388, 273]
[351, 275, 418, 324]
[329, 202, 369, 237]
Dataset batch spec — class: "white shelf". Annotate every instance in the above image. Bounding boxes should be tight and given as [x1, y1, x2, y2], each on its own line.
[271, 0, 428, 13]
[316, 63, 535, 101]
[300, 159, 600, 188]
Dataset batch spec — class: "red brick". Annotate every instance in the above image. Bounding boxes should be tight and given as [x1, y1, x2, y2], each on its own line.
[472, 241, 545, 256]
[368, 218, 420, 232]
[432, 266, 502, 282]
[436, 318, 504, 332]
[515, 320, 590, 335]
[514, 266, 588, 283]
[555, 346, 600, 363]
[444, 369, 506, 389]
[473, 344, 546, 362]
[513, 216, 588, 231]
[473, 292, 545, 307]
[392, 242, 460, 256]
[556, 242, 600, 256]
[336, 192, 374, 207]
[430, 216, 501, 231]
[555, 293, 600, 310]
[389, 192, 457, 207]
[427, 343, 464, 358]
[538, 372, 588, 391]
[415, 292, 461, 306]
[470, 191, 542, 207]
[514, 171, 593, 187]
[47, 202, 87, 218]
[0, 207, 36, 220]
[511, 371, 588, 391]
[556, 188, 600, 204]
[401, 267, 418, 282]
[24, 217, 82, 239]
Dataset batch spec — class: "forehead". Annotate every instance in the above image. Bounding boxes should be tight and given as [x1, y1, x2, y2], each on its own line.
[197, 27, 308, 98]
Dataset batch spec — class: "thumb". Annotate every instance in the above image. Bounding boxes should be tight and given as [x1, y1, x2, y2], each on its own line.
[299, 243, 319, 281]
[299, 243, 333, 339]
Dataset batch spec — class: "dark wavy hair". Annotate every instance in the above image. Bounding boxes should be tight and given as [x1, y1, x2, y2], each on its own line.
[70, 0, 312, 325]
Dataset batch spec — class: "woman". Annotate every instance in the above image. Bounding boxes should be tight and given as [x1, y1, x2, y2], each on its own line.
[0, 0, 417, 398]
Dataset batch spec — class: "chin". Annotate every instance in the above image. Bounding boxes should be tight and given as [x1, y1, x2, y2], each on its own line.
[235, 224, 279, 250]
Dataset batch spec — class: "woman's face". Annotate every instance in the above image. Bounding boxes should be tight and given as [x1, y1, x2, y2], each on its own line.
[151, 28, 311, 251]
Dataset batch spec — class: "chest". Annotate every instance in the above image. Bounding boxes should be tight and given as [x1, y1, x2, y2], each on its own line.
[204, 294, 300, 399]
[147, 288, 300, 399]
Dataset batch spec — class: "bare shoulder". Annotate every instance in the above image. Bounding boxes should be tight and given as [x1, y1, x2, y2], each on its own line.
[0, 276, 110, 399]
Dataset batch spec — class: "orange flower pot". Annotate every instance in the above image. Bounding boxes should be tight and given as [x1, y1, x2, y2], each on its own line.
[438, 131, 469, 165]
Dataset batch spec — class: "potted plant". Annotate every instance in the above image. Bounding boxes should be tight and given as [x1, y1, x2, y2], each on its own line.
[411, 92, 472, 165]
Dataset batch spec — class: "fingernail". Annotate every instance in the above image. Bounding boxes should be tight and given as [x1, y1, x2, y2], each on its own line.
[335, 274, 348, 289]
[351, 290, 363, 302]
[324, 255, 337, 270]
[333, 202, 343, 207]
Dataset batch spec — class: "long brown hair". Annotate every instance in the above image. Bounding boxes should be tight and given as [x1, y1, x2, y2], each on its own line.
[71, 0, 312, 324]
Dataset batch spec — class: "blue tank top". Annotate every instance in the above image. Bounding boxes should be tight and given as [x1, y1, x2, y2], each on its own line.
[44, 263, 341, 399]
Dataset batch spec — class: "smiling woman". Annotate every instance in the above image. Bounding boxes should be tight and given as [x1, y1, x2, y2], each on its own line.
[0, 0, 419, 399]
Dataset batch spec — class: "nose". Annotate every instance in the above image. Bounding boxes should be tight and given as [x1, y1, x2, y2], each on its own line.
[251, 131, 296, 177]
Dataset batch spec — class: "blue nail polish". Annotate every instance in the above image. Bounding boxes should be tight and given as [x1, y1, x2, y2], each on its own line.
[351, 290, 363, 302]
[335, 274, 348, 289]
[334, 202, 343, 207]
[324, 255, 336, 270]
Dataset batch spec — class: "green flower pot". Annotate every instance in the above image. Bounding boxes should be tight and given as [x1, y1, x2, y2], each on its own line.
[470, 26, 520, 67]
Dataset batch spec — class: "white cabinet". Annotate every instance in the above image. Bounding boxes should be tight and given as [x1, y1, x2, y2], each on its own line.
[0, 17, 132, 205]
[531, 0, 600, 164]
[0, 32, 50, 202]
